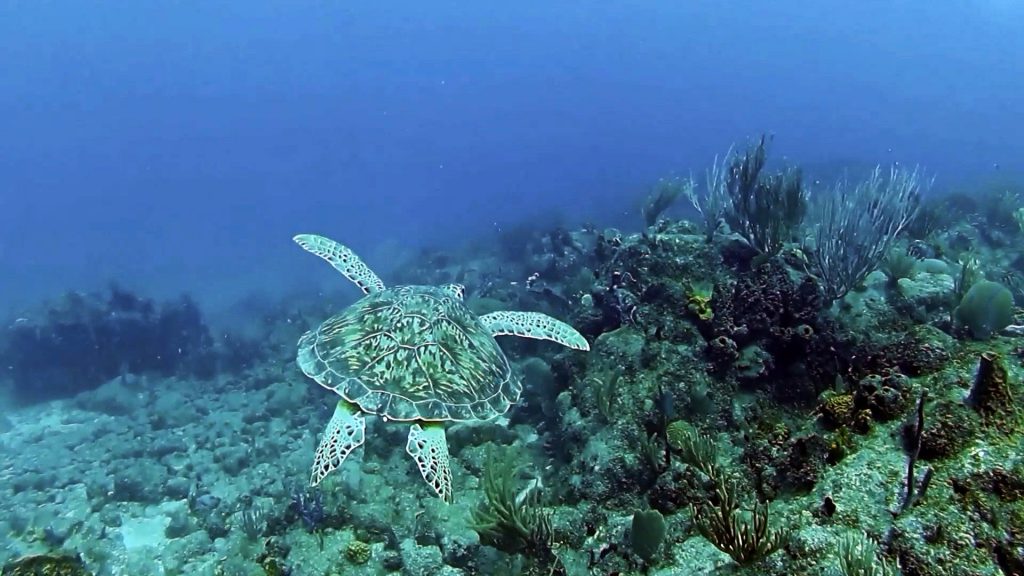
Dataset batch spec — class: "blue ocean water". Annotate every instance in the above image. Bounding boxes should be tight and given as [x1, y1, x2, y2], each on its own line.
[2, 1, 1021, 311]
[2, 3, 1024, 575]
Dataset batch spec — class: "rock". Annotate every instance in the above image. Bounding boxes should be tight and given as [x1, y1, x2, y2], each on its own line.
[897, 272, 954, 314]
[74, 376, 144, 416]
[400, 538, 444, 576]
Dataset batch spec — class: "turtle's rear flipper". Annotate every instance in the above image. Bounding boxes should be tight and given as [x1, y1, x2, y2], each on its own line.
[479, 310, 591, 351]
[407, 423, 453, 503]
[310, 401, 366, 486]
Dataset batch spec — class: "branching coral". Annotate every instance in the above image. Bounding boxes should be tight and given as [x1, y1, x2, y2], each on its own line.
[691, 478, 786, 566]
[810, 165, 924, 301]
[471, 450, 553, 558]
[589, 374, 619, 422]
[714, 135, 807, 257]
[666, 420, 720, 481]
[689, 135, 806, 250]
[239, 504, 266, 540]
[836, 531, 896, 576]
[642, 176, 694, 227]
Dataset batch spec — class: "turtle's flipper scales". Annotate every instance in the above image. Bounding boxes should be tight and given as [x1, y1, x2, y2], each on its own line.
[479, 311, 590, 351]
[406, 423, 453, 503]
[310, 401, 366, 486]
[294, 234, 386, 294]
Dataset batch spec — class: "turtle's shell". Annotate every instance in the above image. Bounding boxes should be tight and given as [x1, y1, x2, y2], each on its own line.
[297, 285, 522, 422]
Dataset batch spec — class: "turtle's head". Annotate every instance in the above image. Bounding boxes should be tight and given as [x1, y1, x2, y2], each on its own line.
[442, 284, 465, 300]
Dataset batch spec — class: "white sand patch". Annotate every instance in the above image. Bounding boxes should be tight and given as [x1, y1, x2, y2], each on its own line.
[119, 515, 170, 551]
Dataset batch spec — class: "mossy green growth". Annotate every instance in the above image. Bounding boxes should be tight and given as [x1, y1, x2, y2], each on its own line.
[344, 540, 371, 565]
[0, 554, 92, 576]
[955, 280, 1014, 339]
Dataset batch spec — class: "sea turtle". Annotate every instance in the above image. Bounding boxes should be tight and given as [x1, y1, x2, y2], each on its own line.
[293, 234, 589, 503]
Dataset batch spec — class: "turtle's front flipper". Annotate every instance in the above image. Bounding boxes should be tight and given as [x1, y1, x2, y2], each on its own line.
[406, 423, 453, 503]
[479, 311, 590, 351]
[293, 234, 386, 295]
[310, 401, 366, 486]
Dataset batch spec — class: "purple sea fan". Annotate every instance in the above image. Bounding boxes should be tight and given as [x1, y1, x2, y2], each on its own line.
[290, 486, 325, 532]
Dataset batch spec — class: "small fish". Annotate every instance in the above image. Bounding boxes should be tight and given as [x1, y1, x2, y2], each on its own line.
[656, 385, 675, 423]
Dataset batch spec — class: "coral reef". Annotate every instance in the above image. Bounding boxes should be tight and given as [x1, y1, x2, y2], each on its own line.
[0, 286, 267, 403]
[1, 554, 92, 576]
[344, 540, 371, 565]
[6, 138, 1024, 576]
[691, 479, 787, 566]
